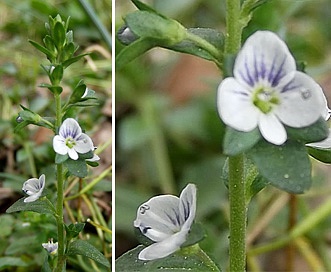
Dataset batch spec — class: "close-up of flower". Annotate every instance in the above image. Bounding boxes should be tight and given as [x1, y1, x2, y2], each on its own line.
[53, 118, 95, 160]
[22, 174, 46, 203]
[42, 239, 58, 255]
[134, 183, 197, 261]
[217, 30, 329, 145]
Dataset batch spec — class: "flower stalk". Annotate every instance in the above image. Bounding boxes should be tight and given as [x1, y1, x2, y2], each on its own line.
[55, 93, 66, 272]
[224, 0, 246, 271]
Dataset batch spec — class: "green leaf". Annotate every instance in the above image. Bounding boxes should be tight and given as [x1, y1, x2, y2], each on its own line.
[66, 222, 85, 239]
[167, 28, 224, 62]
[223, 127, 261, 156]
[116, 38, 156, 70]
[64, 158, 88, 178]
[125, 11, 186, 46]
[6, 197, 56, 215]
[62, 53, 89, 68]
[29, 40, 55, 59]
[248, 140, 312, 194]
[50, 65, 63, 84]
[247, 175, 269, 204]
[116, 244, 221, 271]
[131, 0, 160, 13]
[307, 146, 331, 163]
[53, 21, 66, 49]
[43, 35, 57, 55]
[286, 117, 329, 143]
[67, 240, 110, 268]
[55, 153, 69, 164]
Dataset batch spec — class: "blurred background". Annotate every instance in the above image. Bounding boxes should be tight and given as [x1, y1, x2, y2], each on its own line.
[115, 0, 331, 270]
[0, 0, 111, 271]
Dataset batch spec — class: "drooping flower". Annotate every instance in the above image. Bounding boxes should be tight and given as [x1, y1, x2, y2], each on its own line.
[42, 239, 58, 255]
[217, 30, 329, 145]
[22, 174, 45, 203]
[53, 118, 94, 160]
[134, 183, 197, 261]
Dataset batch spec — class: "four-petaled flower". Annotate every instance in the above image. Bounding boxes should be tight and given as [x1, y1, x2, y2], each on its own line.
[53, 118, 94, 160]
[134, 183, 197, 261]
[217, 30, 329, 145]
[22, 174, 45, 203]
[42, 239, 58, 255]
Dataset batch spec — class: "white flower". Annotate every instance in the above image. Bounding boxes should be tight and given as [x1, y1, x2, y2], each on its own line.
[42, 239, 58, 255]
[134, 184, 197, 261]
[217, 31, 329, 145]
[53, 118, 94, 160]
[22, 174, 45, 203]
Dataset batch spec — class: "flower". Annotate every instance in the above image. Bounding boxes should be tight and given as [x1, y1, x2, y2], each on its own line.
[134, 183, 197, 261]
[22, 174, 45, 203]
[217, 31, 329, 145]
[53, 118, 94, 160]
[42, 239, 58, 255]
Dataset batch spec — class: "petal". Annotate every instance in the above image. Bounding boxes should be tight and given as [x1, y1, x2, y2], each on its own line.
[53, 135, 68, 155]
[68, 148, 79, 160]
[39, 174, 46, 191]
[178, 184, 196, 230]
[258, 113, 287, 145]
[306, 129, 331, 149]
[22, 178, 41, 194]
[75, 133, 94, 154]
[217, 78, 260, 131]
[276, 71, 325, 127]
[234, 31, 296, 88]
[138, 229, 188, 261]
[59, 118, 82, 139]
[24, 191, 42, 203]
[134, 195, 181, 242]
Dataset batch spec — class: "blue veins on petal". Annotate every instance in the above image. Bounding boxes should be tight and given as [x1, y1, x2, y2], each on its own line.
[22, 174, 46, 203]
[134, 184, 197, 260]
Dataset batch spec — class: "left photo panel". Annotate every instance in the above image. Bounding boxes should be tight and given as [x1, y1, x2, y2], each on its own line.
[0, 0, 112, 271]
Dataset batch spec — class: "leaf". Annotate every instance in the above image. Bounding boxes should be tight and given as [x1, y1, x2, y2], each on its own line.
[64, 158, 88, 178]
[67, 240, 110, 268]
[116, 244, 221, 271]
[223, 127, 261, 156]
[55, 153, 69, 164]
[286, 118, 329, 143]
[116, 38, 157, 70]
[307, 147, 331, 163]
[62, 53, 89, 68]
[248, 140, 312, 194]
[124, 11, 186, 45]
[53, 21, 66, 49]
[29, 40, 55, 59]
[167, 28, 224, 62]
[6, 197, 56, 216]
[66, 222, 85, 239]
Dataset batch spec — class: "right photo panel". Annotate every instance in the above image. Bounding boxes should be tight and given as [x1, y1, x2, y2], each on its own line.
[115, 0, 331, 271]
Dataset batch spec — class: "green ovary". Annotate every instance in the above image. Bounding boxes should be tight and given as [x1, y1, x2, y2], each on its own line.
[252, 86, 280, 114]
[65, 137, 76, 148]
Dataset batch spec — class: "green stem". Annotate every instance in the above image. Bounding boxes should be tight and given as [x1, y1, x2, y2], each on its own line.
[54, 93, 66, 272]
[224, 0, 246, 271]
[225, 0, 242, 54]
[228, 154, 246, 271]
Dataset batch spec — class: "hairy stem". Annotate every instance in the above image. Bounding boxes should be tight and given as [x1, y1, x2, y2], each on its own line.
[55, 93, 66, 272]
[225, 0, 246, 271]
